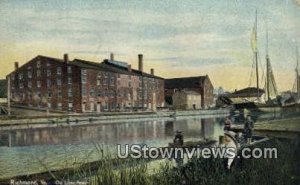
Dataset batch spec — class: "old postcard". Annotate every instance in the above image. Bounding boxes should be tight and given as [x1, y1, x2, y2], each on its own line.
[0, 1, 299, 185]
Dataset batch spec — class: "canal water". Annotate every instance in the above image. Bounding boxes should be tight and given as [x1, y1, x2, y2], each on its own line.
[0, 116, 226, 179]
[1, 110, 300, 180]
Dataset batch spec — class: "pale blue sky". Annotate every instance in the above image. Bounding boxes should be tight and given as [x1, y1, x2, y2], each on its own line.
[0, 0, 299, 90]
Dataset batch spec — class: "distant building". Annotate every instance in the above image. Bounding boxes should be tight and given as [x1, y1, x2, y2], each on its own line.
[165, 76, 214, 108]
[226, 87, 265, 104]
[216, 87, 266, 108]
[172, 90, 201, 110]
[213, 86, 225, 96]
[6, 53, 164, 113]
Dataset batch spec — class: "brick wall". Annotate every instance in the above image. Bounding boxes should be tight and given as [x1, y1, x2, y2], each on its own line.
[7, 56, 165, 113]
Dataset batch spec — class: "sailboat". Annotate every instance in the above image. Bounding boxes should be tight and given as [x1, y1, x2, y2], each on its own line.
[254, 25, 282, 112]
[282, 47, 300, 108]
[231, 10, 282, 113]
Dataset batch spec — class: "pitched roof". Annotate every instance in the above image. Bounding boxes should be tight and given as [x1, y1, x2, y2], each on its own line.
[227, 87, 265, 98]
[36, 55, 65, 63]
[71, 58, 163, 79]
[102, 59, 163, 79]
[7, 55, 66, 76]
[72, 59, 117, 72]
[7, 55, 164, 79]
[165, 76, 209, 89]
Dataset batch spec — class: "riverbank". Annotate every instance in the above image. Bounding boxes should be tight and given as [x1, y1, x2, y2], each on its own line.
[151, 138, 300, 185]
[1, 137, 299, 184]
[0, 108, 229, 129]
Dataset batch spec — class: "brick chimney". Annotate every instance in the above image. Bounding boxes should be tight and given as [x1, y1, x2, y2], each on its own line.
[64, 53, 69, 63]
[138, 54, 143, 72]
[110, 53, 114, 61]
[14, 62, 19, 70]
[128, 65, 132, 72]
[150, 68, 154, 75]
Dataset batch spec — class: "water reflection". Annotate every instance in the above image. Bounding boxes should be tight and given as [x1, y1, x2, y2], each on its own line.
[0, 118, 222, 147]
[0, 117, 224, 179]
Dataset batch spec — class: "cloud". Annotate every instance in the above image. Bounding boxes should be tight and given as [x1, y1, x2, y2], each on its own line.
[0, 0, 299, 91]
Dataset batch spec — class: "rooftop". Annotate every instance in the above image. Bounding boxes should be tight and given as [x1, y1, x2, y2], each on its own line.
[227, 87, 265, 98]
[102, 59, 163, 79]
[9, 55, 163, 79]
[165, 76, 209, 89]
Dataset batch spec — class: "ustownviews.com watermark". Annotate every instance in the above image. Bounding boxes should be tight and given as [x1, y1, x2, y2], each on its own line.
[117, 144, 277, 159]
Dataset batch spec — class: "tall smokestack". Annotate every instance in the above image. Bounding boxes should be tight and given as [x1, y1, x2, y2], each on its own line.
[14, 62, 19, 70]
[150, 68, 154, 75]
[64, 53, 69, 63]
[110, 53, 114, 61]
[128, 65, 132, 72]
[138, 54, 143, 72]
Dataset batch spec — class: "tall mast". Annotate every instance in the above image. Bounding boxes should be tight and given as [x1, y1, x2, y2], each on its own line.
[255, 10, 259, 99]
[297, 47, 299, 99]
[266, 25, 270, 101]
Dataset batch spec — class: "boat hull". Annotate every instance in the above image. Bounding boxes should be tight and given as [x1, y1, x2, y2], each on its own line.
[255, 105, 282, 113]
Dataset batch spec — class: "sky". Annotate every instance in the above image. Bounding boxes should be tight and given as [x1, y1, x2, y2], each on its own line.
[0, 0, 299, 91]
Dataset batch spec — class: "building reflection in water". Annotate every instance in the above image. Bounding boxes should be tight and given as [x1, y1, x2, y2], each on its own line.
[0, 118, 221, 147]
[0, 117, 225, 179]
[201, 119, 214, 139]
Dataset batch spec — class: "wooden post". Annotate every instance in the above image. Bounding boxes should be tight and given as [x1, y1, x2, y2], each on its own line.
[8, 132, 11, 147]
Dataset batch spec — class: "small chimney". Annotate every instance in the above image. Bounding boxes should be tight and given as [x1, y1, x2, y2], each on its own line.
[14, 62, 19, 70]
[64, 53, 69, 63]
[110, 53, 114, 61]
[128, 65, 132, 72]
[138, 54, 143, 72]
[150, 68, 154, 75]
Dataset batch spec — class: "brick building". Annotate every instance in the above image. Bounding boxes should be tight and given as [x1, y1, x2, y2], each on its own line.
[165, 76, 214, 108]
[6, 54, 164, 113]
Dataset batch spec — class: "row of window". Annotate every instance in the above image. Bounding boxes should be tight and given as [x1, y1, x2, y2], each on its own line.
[11, 88, 73, 99]
[81, 87, 158, 100]
[11, 66, 72, 80]
[47, 88, 72, 98]
[82, 87, 115, 97]
[15, 77, 72, 89]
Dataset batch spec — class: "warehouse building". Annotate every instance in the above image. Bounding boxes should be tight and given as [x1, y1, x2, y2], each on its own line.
[6, 53, 164, 113]
[165, 76, 214, 108]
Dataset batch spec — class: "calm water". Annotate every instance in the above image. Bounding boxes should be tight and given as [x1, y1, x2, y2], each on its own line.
[0, 116, 225, 179]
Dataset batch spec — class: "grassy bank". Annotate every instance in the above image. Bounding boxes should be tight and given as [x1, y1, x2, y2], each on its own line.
[152, 138, 300, 185]
[89, 138, 300, 185]
[4, 137, 299, 185]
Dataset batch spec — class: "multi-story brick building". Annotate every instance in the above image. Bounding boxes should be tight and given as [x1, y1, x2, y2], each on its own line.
[6, 53, 164, 113]
[165, 76, 214, 108]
